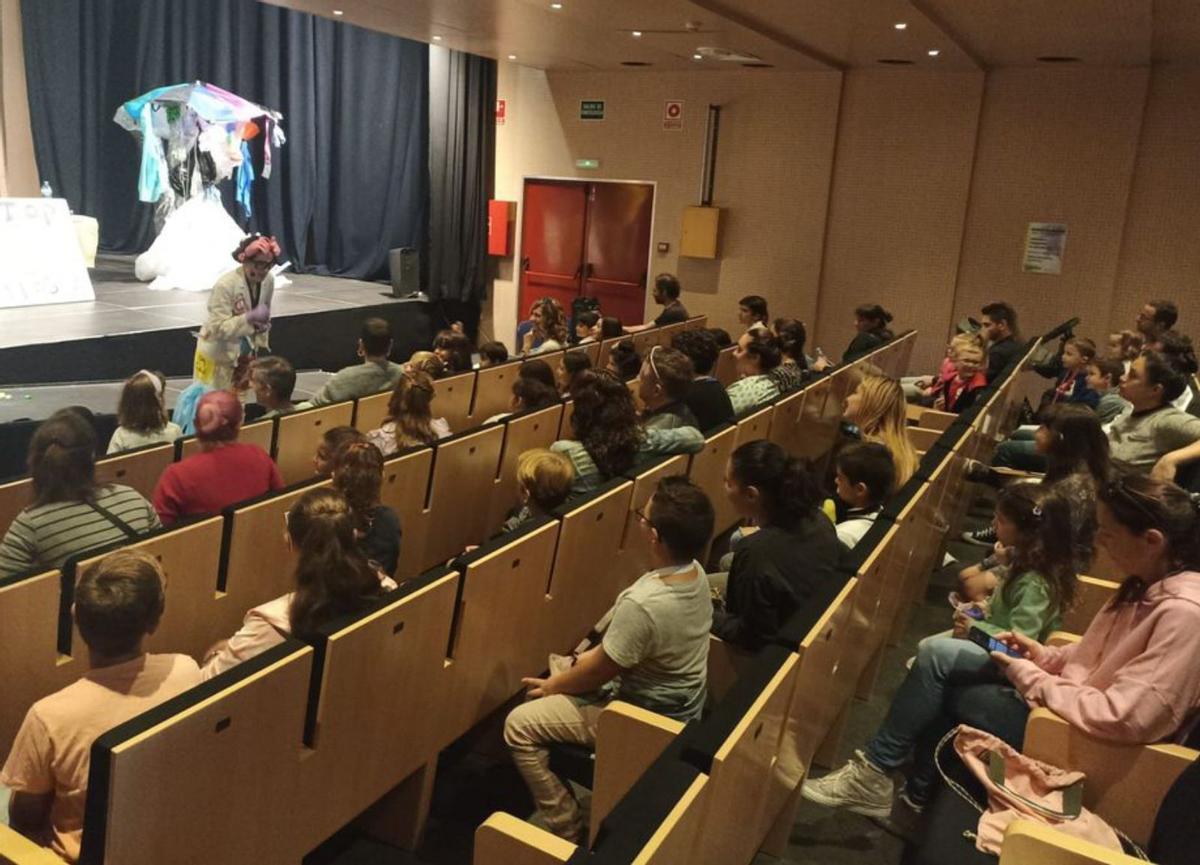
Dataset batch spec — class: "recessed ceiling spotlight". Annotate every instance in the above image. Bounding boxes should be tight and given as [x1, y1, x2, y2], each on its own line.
[433, 35, 443, 41]
[332, 9, 344, 15]
[507, 54, 518, 60]
[894, 22, 907, 30]
[632, 30, 642, 38]
[551, 2, 562, 8]
[928, 49, 940, 56]
[692, 53, 702, 60]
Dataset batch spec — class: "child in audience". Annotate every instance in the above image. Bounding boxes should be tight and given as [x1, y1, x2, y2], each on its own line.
[152, 390, 282, 526]
[842, 373, 919, 486]
[1048, 336, 1100, 409]
[107, 370, 183, 454]
[249, 356, 298, 419]
[519, 358, 558, 391]
[934, 340, 987, 413]
[672, 328, 735, 432]
[0, 550, 201, 861]
[478, 341, 510, 368]
[598, 316, 624, 341]
[559, 349, 592, 395]
[1107, 329, 1143, 370]
[1, 410, 160, 578]
[834, 442, 896, 548]
[573, 310, 600, 345]
[726, 333, 782, 418]
[500, 448, 576, 533]
[332, 441, 401, 578]
[1086, 356, 1129, 424]
[433, 329, 475, 374]
[737, 295, 771, 336]
[486, 377, 562, 425]
[505, 476, 714, 841]
[201, 488, 397, 680]
[803, 482, 1078, 816]
[607, 339, 642, 380]
[769, 318, 809, 394]
[711, 441, 841, 652]
[914, 332, 981, 407]
[366, 371, 450, 457]
[637, 346, 700, 430]
[709, 327, 733, 349]
[522, 297, 568, 356]
[313, 426, 367, 477]
[406, 350, 445, 379]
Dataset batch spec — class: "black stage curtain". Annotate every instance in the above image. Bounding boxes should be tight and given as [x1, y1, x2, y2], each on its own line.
[21, 0, 427, 280]
[426, 46, 496, 304]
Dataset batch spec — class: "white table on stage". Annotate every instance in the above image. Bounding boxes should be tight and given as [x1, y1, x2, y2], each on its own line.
[0, 197, 95, 309]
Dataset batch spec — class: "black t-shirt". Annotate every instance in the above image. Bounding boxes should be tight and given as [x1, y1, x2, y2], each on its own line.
[684, 377, 735, 432]
[843, 330, 888, 363]
[361, 504, 402, 577]
[654, 299, 689, 327]
[712, 518, 842, 652]
[986, 336, 1022, 382]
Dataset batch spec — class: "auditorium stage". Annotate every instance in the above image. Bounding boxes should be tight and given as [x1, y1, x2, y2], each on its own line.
[0, 254, 440, 387]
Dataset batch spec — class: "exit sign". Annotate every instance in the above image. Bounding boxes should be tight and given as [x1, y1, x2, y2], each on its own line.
[575, 158, 600, 170]
[580, 99, 605, 120]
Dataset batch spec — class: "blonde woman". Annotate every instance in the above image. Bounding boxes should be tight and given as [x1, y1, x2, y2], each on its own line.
[366, 371, 451, 457]
[842, 373, 919, 487]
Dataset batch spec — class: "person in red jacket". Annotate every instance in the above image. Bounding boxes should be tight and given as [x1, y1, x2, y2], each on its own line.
[152, 390, 282, 525]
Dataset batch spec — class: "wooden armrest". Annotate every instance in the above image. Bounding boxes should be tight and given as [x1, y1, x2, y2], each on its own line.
[999, 820, 1140, 865]
[1023, 708, 1198, 846]
[474, 812, 575, 865]
[0, 825, 65, 865]
[1045, 631, 1082, 647]
[707, 634, 754, 706]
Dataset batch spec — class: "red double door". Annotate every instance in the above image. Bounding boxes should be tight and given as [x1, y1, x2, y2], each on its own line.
[519, 179, 654, 327]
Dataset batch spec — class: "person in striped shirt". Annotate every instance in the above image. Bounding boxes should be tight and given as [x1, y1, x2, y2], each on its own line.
[726, 332, 782, 419]
[0, 410, 159, 579]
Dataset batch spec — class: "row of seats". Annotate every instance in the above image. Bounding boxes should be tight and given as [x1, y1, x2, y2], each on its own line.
[0, 332, 916, 864]
[474, 324, 1194, 865]
[0, 317, 712, 535]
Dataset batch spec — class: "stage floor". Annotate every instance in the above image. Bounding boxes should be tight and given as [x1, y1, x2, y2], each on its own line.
[0, 253, 400, 350]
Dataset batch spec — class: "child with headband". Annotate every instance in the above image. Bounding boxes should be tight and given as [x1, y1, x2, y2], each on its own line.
[107, 369, 183, 454]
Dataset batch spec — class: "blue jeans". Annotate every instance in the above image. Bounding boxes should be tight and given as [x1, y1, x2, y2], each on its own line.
[992, 429, 1047, 473]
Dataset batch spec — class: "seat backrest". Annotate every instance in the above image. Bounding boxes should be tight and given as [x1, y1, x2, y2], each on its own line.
[434, 370, 477, 431]
[486, 404, 564, 535]
[420, 426, 506, 569]
[353, 389, 392, 433]
[596, 337, 623, 371]
[544, 481, 635, 652]
[687, 425, 739, 536]
[906, 426, 942, 453]
[180, 419, 274, 462]
[713, 347, 738, 387]
[471, 360, 523, 425]
[917, 408, 957, 431]
[82, 642, 314, 865]
[655, 321, 687, 348]
[94, 444, 175, 501]
[274, 403, 355, 485]
[559, 399, 576, 438]
[0, 475, 33, 540]
[789, 377, 833, 463]
[618, 455, 690, 576]
[734, 404, 774, 449]
[1062, 575, 1120, 634]
[630, 330, 658, 358]
[378, 446, 435, 581]
[766, 389, 806, 457]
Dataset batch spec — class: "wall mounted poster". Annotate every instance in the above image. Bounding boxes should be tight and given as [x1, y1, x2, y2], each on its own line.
[1023, 222, 1067, 274]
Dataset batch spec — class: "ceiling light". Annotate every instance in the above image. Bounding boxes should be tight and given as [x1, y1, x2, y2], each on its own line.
[433, 35, 443, 41]
[332, 9, 343, 15]
[928, 49, 940, 56]
[692, 53, 702, 60]
[894, 22, 907, 30]
[632, 30, 642, 38]
[507, 54, 518, 61]
[551, 2, 563, 8]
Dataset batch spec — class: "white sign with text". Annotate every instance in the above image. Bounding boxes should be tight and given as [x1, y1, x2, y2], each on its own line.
[0, 198, 95, 309]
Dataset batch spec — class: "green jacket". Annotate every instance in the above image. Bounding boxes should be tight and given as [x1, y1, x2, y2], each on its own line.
[975, 569, 1061, 641]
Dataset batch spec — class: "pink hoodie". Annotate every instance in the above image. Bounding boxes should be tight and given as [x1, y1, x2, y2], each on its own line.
[1004, 571, 1200, 744]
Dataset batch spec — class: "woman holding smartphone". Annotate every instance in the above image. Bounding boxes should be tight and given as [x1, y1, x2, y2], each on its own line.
[802, 482, 1079, 818]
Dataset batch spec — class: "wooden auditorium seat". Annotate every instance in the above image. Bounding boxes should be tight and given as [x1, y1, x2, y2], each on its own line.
[0, 475, 34, 539]
[616, 454, 690, 577]
[1061, 574, 1120, 635]
[352, 388, 392, 433]
[0, 569, 69, 758]
[273, 402, 355, 484]
[419, 425, 506, 570]
[766, 389, 806, 457]
[686, 424, 739, 537]
[434, 370, 478, 431]
[486, 403, 565, 535]
[654, 321, 688, 348]
[595, 336, 622, 371]
[907, 425, 942, 452]
[378, 445, 435, 581]
[713, 346, 737, 387]
[93, 442, 175, 501]
[470, 360, 523, 424]
[179, 417, 274, 461]
[733, 403, 774, 449]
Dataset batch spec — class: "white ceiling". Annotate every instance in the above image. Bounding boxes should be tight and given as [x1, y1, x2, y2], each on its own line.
[263, 0, 1200, 71]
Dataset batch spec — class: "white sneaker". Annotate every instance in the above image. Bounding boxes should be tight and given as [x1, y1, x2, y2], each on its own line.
[801, 750, 894, 819]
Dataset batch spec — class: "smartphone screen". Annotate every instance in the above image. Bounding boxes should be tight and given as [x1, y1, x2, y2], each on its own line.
[968, 626, 1021, 657]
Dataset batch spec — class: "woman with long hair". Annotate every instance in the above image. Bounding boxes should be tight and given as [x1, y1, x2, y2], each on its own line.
[711, 440, 841, 651]
[366, 370, 450, 456]
[0, 409, 160, 577]
[726, 333, 782, 418]
[332, 441, 401, 577]
[433, 330, 475, 374]
[842, 373, 919, 487]
[769, 318, 808, 395]
[201, 488, 395, 679]
[845, 303, 894, 362]
[523, 297, 569, 356]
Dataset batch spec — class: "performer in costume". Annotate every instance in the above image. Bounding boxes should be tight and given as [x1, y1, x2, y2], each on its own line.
[194, 234, 280, 390]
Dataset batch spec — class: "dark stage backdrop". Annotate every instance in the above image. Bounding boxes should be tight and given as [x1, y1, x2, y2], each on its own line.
[21, 0, 428, 280]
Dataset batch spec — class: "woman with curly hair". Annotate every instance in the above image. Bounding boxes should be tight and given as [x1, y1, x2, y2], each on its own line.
[366, 370, 450, 456]
[842, 372, 919, 487]
[523, 297, 569, 356]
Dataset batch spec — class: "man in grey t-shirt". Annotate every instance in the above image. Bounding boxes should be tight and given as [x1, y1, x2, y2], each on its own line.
[304, 316, 405, 407]
[504, 477, 715, 841]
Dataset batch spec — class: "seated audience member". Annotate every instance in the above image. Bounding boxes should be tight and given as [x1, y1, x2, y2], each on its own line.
[406, 350, 445, 379]
[573, 310, 600, 344]
[711, 441, 841, 652]
[598, 316, 624, 341]
[1135, 298, 1178, 344]
[332, 441, 401, 578]
[769, 318, 809, 395]
[522, 297, 568, 356]
[834, 442, 896, 548]
[366, 371, 450, 457]
[201, 488, 396, 680]
[637, 346, 700, 430]
[1087, 356, 1131, 424]
[1107, 329, 1143, 370]
[672, 328, 735, 432]
[107, 370, 183, 454]
[804, 482, 1078, 815]
[607, 338, 643, 381]
[486, 376, 562, 425]
[625, 274, 689, 333]
[478, 340, 510, 367]
[737, 295, 771, 336]
[313, 425, 367, 477]
[842, 373, 919, 486]
[1108, 351, 1200, 479]
[308, 317, 404, 406]
[518, 358, 558, 391]
[499, 448, 576, 533]
[249, 356, 298, 419]
[0, 410, 160, 578]
[505, 476, 715, 840]
[912, 332, 982, 406]
[152, 391, 282, 525]
[0, 550, 201, 861]
[559, 349, 592, 394]
[726, 333, 782, 418]
[845, 303, 895, 362]
[1155, 330, 1200, 413]
[1045, 336, 1100, 410]
[980, 301, 1022, 382]
[433, 329, 475, 374]
[933, 340, 987, 414]
[551, 370, 704, 495]
[709, 327, 733, 348]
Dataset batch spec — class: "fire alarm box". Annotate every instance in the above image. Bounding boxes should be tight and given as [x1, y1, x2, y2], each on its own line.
[488, 200, 515, 256]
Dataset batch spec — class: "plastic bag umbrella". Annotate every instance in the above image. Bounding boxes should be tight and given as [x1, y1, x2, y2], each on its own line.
[113, 81, 283, 132]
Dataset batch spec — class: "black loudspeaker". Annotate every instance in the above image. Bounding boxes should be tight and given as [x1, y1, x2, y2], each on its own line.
[389, 247, 420, 298]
